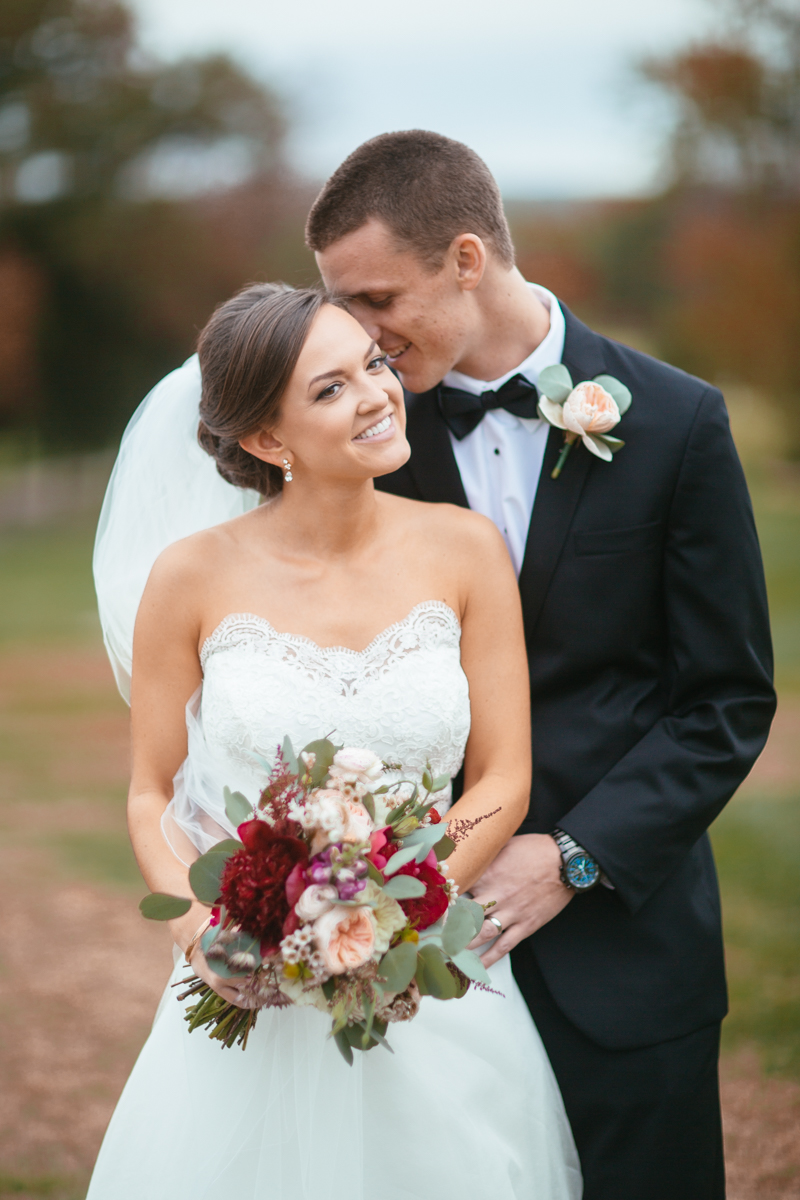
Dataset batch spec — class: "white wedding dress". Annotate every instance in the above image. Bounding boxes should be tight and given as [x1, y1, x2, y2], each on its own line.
[87, 600, 581, 1200]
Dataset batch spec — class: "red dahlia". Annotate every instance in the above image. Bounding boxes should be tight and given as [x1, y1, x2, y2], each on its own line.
[396, 859, 449, 929]
[219, 818, 308, 954]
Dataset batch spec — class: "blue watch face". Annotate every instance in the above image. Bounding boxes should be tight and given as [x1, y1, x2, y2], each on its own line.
[566, 853, 600, 889]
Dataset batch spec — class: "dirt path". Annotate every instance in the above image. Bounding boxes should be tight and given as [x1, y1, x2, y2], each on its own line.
[0, 646, 798, 1199]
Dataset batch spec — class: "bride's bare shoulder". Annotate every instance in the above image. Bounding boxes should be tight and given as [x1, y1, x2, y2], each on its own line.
[144, 513, 249, 596]
[380, 493, 508, 560]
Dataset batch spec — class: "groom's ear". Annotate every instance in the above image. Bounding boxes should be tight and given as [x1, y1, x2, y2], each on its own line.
[451, 233, 487, 292]
[239, 428, 286, 469]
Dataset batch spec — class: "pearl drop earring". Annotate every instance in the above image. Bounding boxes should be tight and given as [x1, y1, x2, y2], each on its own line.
[282, 458, 293, 482]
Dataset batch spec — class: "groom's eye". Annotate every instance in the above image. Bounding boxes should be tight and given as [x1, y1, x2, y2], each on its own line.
[367, 355, 387, 371]
[366, 295, 393, 309]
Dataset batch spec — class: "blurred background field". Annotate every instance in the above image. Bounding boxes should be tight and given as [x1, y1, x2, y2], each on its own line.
[0, 0, 799, 1197]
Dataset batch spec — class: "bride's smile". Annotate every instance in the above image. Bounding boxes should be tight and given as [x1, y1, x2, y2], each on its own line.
[239, 302, 409, 487]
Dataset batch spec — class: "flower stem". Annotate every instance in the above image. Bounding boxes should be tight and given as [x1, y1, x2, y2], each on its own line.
[551, 434, 577, 479]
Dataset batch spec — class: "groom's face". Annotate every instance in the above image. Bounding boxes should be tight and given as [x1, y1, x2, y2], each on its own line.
[316, 218, 473, 394]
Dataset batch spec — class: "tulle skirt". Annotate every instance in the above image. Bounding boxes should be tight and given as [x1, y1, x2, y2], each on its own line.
[87, 949, 582, 1200]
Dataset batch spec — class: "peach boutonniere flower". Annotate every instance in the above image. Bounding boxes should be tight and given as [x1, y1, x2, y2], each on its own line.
[537, 365, 632, 479]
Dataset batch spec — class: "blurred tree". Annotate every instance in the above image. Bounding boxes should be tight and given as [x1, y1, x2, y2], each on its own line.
[0, 0, 302, 449]
[641, 0, 800, 451]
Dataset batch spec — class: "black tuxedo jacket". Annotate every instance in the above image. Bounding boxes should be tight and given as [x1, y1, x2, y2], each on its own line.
[377, 306, 776, 1050]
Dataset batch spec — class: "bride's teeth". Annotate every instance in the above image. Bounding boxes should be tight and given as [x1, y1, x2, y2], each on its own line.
[355, 415, 392, 440]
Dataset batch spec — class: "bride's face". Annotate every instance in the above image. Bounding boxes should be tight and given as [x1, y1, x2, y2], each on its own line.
[247, 304, 409, 485]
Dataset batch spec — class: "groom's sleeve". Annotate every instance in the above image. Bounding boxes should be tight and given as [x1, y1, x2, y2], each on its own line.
[557, 385, 777, 915]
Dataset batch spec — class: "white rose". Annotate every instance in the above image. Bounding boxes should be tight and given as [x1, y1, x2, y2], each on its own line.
[295, 884, 338, 922]
[329, 747, 384, 786]
[361, 880, 408, 956]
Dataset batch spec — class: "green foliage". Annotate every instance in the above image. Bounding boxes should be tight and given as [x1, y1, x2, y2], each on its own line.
[139, 892, 191, 920]
[377, 941, 418, 993]
[223, 786, 253, 828]
[187, 839, 239, 904]
[0, 0, 304, 450]
[712, 791, 800, 1078]
[382, 875, 426, 900]
[537, 364, 573, 404]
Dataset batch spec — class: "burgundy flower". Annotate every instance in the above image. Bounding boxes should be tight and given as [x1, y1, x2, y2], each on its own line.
[220, 818, 308, 954]
[395, 859, 449, 929]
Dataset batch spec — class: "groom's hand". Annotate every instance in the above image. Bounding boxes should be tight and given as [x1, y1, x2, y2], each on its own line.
[468, 834, 574, 967]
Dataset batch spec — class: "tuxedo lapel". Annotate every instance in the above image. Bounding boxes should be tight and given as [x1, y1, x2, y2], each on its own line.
[403, 389, 469, 507]
[518, 306, 608, 635]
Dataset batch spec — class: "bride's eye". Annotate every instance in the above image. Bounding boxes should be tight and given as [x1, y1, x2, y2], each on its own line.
[367, 354, 388, 372]
[315, 381, 342, 401]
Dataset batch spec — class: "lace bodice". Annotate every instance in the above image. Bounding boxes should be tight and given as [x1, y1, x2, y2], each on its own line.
[197, 601, 471, 803]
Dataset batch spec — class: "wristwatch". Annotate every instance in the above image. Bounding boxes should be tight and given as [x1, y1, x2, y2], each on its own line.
[551, 829, 601, 891]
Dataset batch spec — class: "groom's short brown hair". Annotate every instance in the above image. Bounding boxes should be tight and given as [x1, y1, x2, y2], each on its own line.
[305, 130, 515, 270]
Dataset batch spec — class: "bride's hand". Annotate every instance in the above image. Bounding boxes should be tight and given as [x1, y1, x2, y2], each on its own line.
[468, 834, 574, 968]
[171, 911, 251, 1006]
[188, 945, 252, 1006]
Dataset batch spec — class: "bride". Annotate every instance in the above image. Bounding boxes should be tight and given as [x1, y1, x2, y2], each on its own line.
[88, 282, 582, 1200]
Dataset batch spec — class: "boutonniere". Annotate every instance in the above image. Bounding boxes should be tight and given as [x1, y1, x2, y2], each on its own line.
[537, 366, 632, 479]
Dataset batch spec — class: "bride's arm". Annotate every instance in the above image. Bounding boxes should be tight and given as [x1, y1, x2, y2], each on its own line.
[127, 542, 246, 1003]
[440, 513, 532, 893]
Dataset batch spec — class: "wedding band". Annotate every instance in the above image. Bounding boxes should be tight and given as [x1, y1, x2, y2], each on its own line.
[488, 915, 504, 934]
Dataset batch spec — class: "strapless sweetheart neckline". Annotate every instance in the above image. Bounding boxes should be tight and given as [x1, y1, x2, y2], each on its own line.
[200, 599, 460, 665]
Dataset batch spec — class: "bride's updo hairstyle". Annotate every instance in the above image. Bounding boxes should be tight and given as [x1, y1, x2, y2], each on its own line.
[197, 282, 328, 496]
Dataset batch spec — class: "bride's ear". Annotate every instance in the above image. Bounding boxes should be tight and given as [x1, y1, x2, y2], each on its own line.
[239, 428, 288, 469]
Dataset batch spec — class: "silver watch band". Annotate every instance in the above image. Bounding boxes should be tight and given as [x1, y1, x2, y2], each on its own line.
[551, 829, 615, 890]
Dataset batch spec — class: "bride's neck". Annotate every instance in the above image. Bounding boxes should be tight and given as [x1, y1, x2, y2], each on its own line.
[264, 477, 381, 557]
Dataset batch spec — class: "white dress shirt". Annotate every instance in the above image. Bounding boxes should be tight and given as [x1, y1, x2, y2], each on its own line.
[444, 283, 565, 576]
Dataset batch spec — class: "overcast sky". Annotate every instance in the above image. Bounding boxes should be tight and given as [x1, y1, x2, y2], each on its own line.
[128, 0, 719, 198]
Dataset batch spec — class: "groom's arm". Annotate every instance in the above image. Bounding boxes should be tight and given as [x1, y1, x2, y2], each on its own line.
[556, 385, 776, 914]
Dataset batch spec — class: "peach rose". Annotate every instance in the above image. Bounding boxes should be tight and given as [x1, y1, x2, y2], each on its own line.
[538, 381, 622, 463]
[561, 381, 620, 436]
[313, 905, 376, 974]
[341, 799, 374, 844]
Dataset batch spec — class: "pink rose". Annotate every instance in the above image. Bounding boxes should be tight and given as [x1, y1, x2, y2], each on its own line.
[342, 799, 373, 844]
[313, 905, 375, 974]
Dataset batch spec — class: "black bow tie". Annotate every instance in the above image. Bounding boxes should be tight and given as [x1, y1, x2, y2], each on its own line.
[437, 373, 540, 440]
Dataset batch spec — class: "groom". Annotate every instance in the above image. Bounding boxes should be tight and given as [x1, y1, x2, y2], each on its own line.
[307, 131, 776, 1198]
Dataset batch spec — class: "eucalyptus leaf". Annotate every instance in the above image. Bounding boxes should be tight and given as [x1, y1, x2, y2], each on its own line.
[593, 374, 632, 415]
[441, 903, 478, 956]
[434, 834, 456, 860]
[361, 792, 376, 823]
[322, 978, 336, 1001]
[421, 768, 433, 792]
[377, 941, 418, 993]
[417, 944, 459, 1000]
[300, 738, 337, 787]
[139, 892, 191, 921]
[365, 860, 385, 886]
[382, 875, 426, 900]
[281, 735, 299, 776]
[451, 947, 492, 985]
[402, 823, 448, 862]
[223, 787, 253, 828]
[189, 843, 239, 904]
[432, 774, 451, 792]
[383, 844, 419, 876]
[597, 434, 625, 452]
[538, 363, 573, 404]
[457, 896, 486, 937]
[334, 1028, 354, 1066]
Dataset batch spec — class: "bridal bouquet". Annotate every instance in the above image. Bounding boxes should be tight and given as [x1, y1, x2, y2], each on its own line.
[140, 737, 493, 1061]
